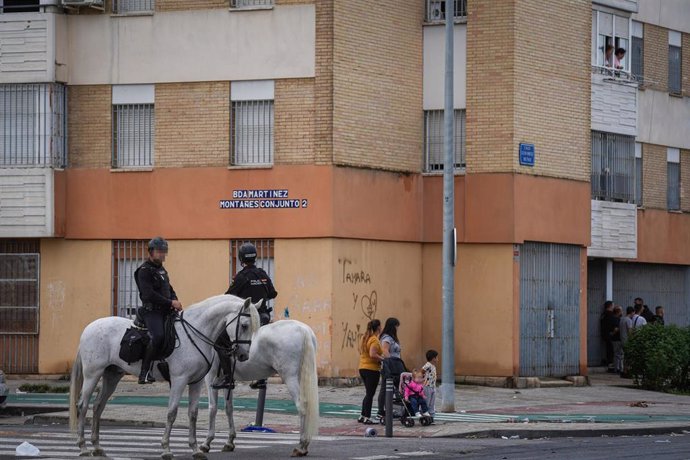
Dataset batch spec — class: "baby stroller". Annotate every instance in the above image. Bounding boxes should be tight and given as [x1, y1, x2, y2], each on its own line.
[378, 371, 433, 427]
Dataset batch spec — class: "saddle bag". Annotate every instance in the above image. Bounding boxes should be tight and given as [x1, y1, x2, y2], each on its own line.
[119, 327, 150, 364]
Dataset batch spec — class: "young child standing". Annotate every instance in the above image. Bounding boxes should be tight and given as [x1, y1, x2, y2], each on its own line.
[403, 369, 431, 417]
[422, 350, 438, 416]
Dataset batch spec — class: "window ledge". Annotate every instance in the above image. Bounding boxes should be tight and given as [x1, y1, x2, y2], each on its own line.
[229, 6, 273, 12]
[668, 209, 683, 214]
[422, 169, 466, 176]
[110, 167, 153, 172]
[423, 18, 467, 26]
[227, 164, 273, 170]
[669, 92, 684, 98]
[111, 11, 154, 17]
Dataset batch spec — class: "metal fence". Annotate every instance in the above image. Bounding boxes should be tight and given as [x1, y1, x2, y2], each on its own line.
[111, 240, 148, 318]
[113, 0, 154, 13]
[0, 239, 39, 374]
[230, 239, 275, 311]
[112, 104, 154, 168]
[424, 109, 465, 172]
[231, 0, 273, 7]
[231, 100, 274, 166]
[669, 45, 681, 94]
[0, 83, 67, 168]
[591, 131, 636, 203]
[425, 0, 467, 22]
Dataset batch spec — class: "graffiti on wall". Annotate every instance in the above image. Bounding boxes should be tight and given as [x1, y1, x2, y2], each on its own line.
[339, 257, 380, 350]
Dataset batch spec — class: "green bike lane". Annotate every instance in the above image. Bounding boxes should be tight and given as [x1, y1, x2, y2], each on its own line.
[8, 393, 690, 425]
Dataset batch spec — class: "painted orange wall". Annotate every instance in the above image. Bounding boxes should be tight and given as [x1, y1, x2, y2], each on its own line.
[330, 240, 423, 376]
[273, 238, 334, 376]
[422, 243, 516, 377]
[636, 209, 690, 265]
[39, 239, 111, 374]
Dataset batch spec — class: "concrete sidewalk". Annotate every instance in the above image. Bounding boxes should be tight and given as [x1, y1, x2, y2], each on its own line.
[2, 370, 690, 439]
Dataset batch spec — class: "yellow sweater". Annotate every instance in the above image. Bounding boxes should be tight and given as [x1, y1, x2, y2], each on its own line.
[358, 335, 382, 371]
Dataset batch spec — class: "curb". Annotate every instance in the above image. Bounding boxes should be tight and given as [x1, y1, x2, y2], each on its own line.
[450, 424, 690, 439]
[28, 414, 166, 429]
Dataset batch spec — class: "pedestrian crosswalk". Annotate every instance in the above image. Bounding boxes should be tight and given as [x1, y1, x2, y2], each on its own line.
[322, 407, 521, 423]
[0, 427, 337, 458]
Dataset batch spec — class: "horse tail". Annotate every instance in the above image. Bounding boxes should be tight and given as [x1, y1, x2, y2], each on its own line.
[69, 348, 83, 434]
[299, 326, 319, 440]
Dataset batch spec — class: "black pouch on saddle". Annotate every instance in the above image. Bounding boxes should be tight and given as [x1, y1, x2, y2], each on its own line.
[119, 327, 150, 364]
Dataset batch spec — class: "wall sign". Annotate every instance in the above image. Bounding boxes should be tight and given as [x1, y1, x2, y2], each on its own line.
[519, 143, 535, 167]
[219, 189, 308, 209]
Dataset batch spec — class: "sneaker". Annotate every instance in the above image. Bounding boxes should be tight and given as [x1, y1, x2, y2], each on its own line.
[357, 416, 365, 423]
[362, 418, 374, 425]
[415, 412, 421, 417]
[422, 412, 431, 417]
[138, 372, 155, 384]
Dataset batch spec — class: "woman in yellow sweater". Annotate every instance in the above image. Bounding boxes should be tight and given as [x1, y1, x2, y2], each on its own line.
[357, 319, 384, 424]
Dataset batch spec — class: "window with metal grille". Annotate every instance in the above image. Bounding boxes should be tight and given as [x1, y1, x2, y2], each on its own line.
[0, 239, 39, 335]
[591, 131, 635, 203]
[424, 109, 465, 172]
[231, 0, 273, 8]
[635, 143, 643, 206]
[669, 45, 682, 94]
[0, 83, 67, 168]
[230, 240, 275, 310]
[113, 0, 154, 13]
[667, 148, 680, 211]
[112, 104, 154, 168]
[631, 36, 643, 80]
[425, 0, 467, 22]
[112, 240, 148, 318]
[231, 100, 274, 166]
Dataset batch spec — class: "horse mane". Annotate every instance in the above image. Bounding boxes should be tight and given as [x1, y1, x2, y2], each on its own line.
[184, 294, 238, 311]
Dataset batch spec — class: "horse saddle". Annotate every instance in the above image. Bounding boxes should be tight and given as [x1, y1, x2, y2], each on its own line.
[119, 313, 178, 364]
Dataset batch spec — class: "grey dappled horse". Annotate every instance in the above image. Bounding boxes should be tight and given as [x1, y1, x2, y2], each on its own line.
[69, 295, 259, 459]
[202, 320, 319, 457]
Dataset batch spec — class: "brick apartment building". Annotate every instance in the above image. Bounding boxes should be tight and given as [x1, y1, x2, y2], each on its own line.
[0, 0, 689, 381]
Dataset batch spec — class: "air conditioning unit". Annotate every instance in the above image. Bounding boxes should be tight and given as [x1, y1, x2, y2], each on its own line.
[428, 0, 444, 21]
[61, 0, 104, 7]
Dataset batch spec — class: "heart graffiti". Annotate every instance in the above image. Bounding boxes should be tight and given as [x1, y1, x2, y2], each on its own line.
[361, 290, 378, 320]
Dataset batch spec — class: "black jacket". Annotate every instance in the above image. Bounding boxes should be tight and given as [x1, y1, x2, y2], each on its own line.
[135, 260, 178, 311]
[225, 265, 277, 311]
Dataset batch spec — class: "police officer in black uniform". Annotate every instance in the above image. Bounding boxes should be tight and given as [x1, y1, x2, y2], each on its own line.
[134, 237, 183, 384]
[211, 242, 277, 390]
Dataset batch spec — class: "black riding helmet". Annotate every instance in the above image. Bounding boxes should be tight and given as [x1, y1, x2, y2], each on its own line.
[238, 242, 257, 264]
[148, 236, 169, 253]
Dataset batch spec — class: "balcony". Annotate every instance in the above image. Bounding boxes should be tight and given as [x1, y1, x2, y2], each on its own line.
[591, 67, 638, 137]
[588, 200, 637, 259]
[592, 0, 638, 14]
[0, 5, 66, 84]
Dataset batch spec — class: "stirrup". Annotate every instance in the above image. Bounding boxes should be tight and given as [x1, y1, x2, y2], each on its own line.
[249, 379, 266, 390]
[211, 376, 235, 390]
[138, 372, 155, 384]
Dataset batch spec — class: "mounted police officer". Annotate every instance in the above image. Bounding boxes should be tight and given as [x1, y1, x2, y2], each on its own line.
[212, 242, 277, 390]
[134, 237, 183, 384]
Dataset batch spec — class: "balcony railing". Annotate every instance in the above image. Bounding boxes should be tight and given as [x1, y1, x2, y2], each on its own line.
[112, 0, 154, 14]
[230, 0, 273, 8]
[425, 0, 467, 23]
[0, 83, 66, 168]
[591, 131, 636, 204]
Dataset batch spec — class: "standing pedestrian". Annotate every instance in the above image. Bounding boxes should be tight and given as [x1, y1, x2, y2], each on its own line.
[134, 237, 183, 384]
[358, 319, 383, 424]
[376, 317, 403, 420]
[653, 306, 665, 325]
[600, 301, 616, 370]
[422, 350, 438, 417]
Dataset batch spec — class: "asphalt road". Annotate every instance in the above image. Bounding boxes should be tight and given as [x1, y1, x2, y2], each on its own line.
[2, 423, 690, 459]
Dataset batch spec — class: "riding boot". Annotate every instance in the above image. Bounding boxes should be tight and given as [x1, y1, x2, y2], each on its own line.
[249, 379, 267, 390]
[138, 344, 156, 384]
[211, 351, 235, 390]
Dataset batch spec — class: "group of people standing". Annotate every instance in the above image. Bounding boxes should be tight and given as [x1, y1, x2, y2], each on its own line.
[600, 297, 665, 377]
[357, 317, 438, 424]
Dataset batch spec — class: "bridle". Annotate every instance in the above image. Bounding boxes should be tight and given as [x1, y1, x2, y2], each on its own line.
[178, 304, 253, 384]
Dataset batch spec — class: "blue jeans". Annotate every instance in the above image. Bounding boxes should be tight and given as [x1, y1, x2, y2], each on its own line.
[408, 396, 428, 415]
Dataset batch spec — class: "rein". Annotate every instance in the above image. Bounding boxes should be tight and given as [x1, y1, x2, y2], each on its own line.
[178, 306, 253, 385]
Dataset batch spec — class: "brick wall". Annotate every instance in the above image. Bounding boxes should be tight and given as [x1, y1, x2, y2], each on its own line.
[642, 23, 668, 93]
[681, 149, 690, 212]
[466, 0, 516, 173]
[513, 0, 590, 181]
[68, 85, 111, 169]
[275, 78, 315, 164]
[154, 82, 230, 168]
[331, 0, 423, 172]
[314, 0, 333, 164]
[157, 0, 227, 12]
[467, 0, 590, 181]
[642, 143, 667, 210]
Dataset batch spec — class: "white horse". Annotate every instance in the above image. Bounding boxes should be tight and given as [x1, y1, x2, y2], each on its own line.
[201, 319, 319, 457]
[69, 294, 260, 459]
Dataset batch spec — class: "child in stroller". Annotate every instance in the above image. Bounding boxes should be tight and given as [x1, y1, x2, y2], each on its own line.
[379, 370, 434, 427]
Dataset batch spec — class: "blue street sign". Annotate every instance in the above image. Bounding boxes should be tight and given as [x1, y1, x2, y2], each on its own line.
[519, 143, 535, 167]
